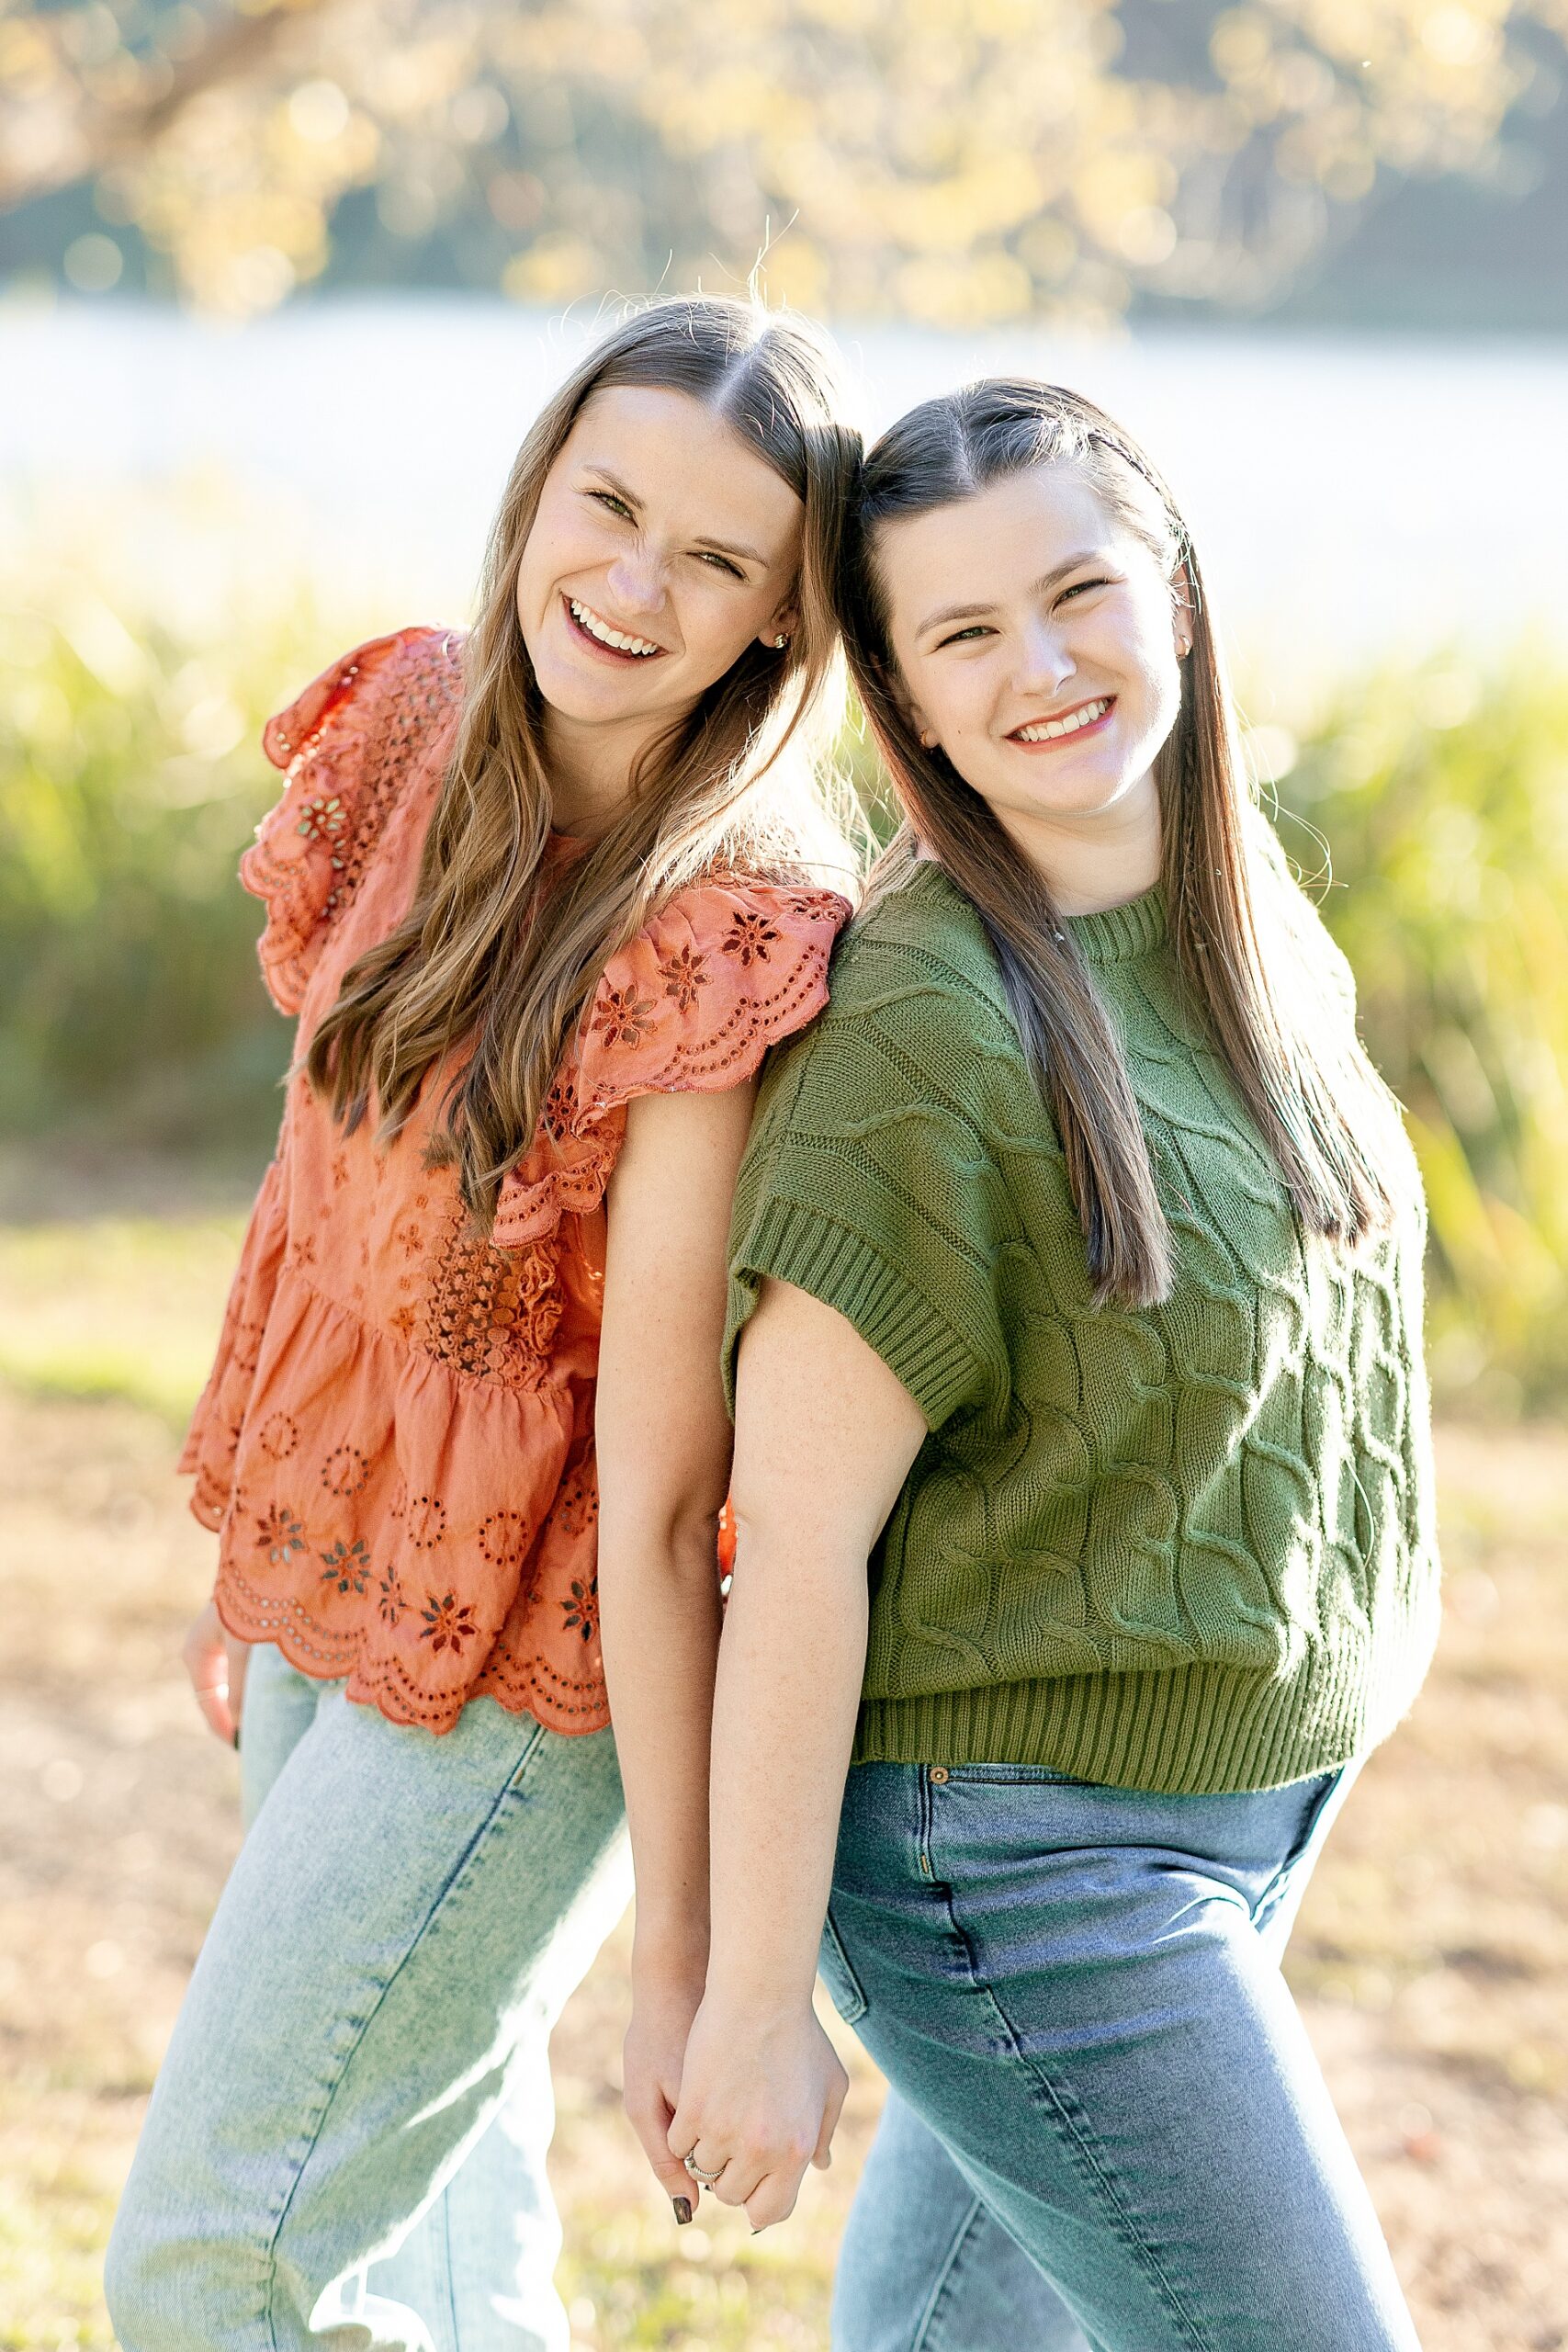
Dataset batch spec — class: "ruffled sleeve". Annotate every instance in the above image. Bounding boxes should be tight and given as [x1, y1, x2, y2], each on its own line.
[241, 626, 465, 1015]
[492, 877, 852, 1250]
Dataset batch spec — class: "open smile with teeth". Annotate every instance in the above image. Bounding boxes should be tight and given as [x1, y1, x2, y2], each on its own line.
[566, 595, 664, 659]
[1012, 696, 1113, 743]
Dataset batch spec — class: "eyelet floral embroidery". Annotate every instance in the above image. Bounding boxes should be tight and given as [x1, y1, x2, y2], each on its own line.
[660, 944, 711, 1012]
[592, 984, 659, 1049]
[296, 793, 348, 844]
[420, 1591, 478, 1653]
[542, 1078, 577, 1141]
[722, 910, 780, 966]
[256, 1504, 307, 1565]
[404, 1494, 447, 1551]
[479, 1510, 532, 1571]
[258, 1413, 299, 1462]
[378, 1567, 408, 1626]
[562, 1576, 598, 1644]
[320, 1537, 373, 1595]
[321, 1443, 370, 1498]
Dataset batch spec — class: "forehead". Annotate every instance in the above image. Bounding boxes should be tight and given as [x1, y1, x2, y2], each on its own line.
[554, 384, 802, 564]
[878, 465, 1129, 628]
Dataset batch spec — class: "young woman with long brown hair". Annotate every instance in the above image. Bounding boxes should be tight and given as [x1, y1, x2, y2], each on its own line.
[104, 295, 860, 2352]
[649, 381, 1438, 2349]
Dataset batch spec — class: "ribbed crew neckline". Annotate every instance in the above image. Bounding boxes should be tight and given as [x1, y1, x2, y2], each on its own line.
[1066, 884, 1167, 966]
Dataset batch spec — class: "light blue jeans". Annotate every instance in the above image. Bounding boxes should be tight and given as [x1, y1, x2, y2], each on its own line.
[824, 1760, 1424, 2352]
[105, 1644, 631, 2352]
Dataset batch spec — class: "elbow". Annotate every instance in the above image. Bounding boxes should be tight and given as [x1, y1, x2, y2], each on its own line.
[600, 1483, 727, 1585]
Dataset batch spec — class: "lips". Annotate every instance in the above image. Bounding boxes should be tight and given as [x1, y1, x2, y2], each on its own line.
[562, 594, 669, 662]
[1009, 695, 1114, 745]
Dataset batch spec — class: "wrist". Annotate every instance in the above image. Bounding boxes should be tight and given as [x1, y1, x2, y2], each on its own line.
[698, 1955, 820, 2023]
[631, 1919, 709, 1995]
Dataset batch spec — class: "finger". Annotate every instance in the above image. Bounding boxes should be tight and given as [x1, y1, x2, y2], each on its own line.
[630, 2092, 703, 2213]
[189, 1670, 236, 1747]
[812, 2064, 849, 2169]
[183, 1629, 236, 1745]
[745, 2165, 805, 2232]
[225, 1634, 251, 1733]
[710, 2151, 767, 2211]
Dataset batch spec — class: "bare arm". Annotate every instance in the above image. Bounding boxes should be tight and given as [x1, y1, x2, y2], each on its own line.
[596, 1080, 758, 2220]
[667, 1275, 927, 2229]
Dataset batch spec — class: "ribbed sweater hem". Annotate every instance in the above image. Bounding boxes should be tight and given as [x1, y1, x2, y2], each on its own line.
[852, 1578, 1442, 1794]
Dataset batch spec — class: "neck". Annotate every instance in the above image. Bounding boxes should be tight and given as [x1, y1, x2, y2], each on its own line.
[995, 767, 1162, 917]
[539, 704, 670, 839]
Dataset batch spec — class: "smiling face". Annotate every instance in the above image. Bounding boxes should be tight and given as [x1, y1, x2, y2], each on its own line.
[514, 384, 804, 786]
[875, 463, 1190, 887]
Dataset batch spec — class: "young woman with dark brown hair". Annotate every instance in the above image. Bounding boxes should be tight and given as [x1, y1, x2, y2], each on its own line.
[652, 381, 1437, 2350]
[104, 294, 860, 2352]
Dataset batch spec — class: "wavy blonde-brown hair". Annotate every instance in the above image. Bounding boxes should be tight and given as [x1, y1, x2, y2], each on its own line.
[307, 295, 861, 1222]
[841, 378, 1406, 1308]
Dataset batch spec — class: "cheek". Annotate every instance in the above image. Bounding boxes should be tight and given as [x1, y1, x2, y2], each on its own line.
[518, 497, 597, 603]
[911, 660, 985, 748]
[680, 580, 765, 672]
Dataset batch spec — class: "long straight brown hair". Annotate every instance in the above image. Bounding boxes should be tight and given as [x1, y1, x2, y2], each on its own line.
[307, 296, 861, 1224]
[840, 379, 1404, 1308]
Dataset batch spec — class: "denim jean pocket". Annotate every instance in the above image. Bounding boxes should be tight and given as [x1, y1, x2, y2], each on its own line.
[936, 1762, 1097, 1788]
[818, 1909, 869, 2025]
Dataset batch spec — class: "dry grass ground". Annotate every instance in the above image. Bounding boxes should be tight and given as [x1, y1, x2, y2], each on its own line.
[0, 1207, 1564, 2350]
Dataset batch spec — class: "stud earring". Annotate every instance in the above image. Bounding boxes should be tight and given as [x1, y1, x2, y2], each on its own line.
[773, 634, 789, 650]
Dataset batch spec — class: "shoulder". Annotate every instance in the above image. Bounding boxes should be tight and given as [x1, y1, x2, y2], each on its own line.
[490, 876, 852, 1250]
[581, 875, 853, 1107]
[260, 626, 465, 773]
[763, 862, 1018, 1108]
[243, 626, 465, 1015]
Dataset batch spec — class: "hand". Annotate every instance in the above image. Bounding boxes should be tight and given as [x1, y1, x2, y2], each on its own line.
[624, 1964, 709, 2222]
[182, 1600, 252, 1746]
[667, 1991, 849, 2233]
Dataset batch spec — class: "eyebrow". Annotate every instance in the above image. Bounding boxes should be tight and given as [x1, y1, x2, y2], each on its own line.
[581, 465, 766, 567]
[915, 551, 1112, 640]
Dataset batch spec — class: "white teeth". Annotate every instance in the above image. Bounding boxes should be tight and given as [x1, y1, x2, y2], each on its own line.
[569, 598, 660, 657]
[1015, 698, 1111, 742]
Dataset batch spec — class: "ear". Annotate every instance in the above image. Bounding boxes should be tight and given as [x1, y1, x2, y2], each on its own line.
[887, 673, 939, 752]
[1172, 565, 1195, 662]
[757, 597, 799, 655]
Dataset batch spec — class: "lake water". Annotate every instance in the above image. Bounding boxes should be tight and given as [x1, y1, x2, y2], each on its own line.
[6, 296, 1568, 708]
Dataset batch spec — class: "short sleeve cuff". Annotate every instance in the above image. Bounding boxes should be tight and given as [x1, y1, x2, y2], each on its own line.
[726, 1193, 984, 1431]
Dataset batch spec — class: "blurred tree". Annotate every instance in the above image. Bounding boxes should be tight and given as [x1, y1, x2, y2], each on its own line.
[2, 0, 1563, 321]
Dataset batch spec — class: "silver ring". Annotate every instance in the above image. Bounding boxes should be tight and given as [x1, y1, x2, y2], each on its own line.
[682, 2150, 726, 2186]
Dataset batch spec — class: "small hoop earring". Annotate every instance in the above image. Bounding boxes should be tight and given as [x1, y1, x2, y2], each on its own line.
[773, 635, 789, 650]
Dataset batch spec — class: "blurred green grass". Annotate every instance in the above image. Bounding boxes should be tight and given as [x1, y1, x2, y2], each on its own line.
[6, 576, 1568, 1411]
[0, 1218, 246, 1423]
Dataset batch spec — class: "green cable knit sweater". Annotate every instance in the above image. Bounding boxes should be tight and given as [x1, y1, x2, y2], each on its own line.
[725, 860, 1440, 1794]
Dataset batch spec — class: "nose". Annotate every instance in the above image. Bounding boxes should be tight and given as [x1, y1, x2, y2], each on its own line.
[605, 548, 669, 617]
[1012, 617, 1075, 699]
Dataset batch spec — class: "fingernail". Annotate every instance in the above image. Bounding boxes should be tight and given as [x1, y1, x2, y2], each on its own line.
[672, 2197, 693, 2225]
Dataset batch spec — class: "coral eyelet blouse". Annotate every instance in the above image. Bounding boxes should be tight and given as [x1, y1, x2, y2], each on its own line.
[180, 626, 851, 1736]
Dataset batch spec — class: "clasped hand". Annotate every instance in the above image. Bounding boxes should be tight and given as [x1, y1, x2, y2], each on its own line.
[636, 1986, 848, 2233]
